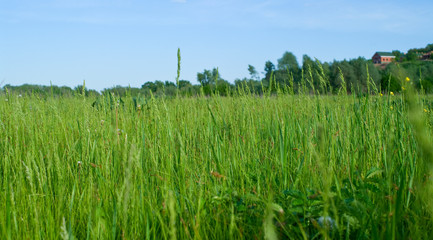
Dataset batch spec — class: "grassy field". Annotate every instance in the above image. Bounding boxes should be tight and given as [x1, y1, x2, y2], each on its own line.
[0, 88, 433, 239]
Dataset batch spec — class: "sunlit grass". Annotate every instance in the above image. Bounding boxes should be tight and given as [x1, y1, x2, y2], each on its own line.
[0, 89, 432, 239]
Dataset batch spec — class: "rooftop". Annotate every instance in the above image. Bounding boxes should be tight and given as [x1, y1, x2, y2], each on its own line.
[375, 52, 395, 57]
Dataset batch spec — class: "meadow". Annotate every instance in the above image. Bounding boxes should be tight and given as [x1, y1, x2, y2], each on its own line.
[1, 84, 433, 239]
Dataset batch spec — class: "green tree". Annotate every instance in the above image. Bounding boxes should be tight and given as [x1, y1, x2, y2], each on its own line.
[142, 81, 157, 92]
[277, 51, 299, 72]
[381, 63, 407, 92]
[3, 84, 75, 97]
[197, 69, 213, 86]
[248, 65, 259, 80]
[330, 60, 357, 93]
[155, 81, 165, 90]
[178, 80, 192, 89]
[215, 79, 232, 96]
[264, 61, 275, 81]
[197, 68, 225, 95]
[302, 55, 315, 71]
[406, 50, 418, 61]
[392, 50, 402, 61]
[165, 81, 176, 88]
[425, 43, 433, 52]
[74, 85, 88, 96]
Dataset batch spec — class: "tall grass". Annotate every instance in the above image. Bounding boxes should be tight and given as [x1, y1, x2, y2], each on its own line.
[0, 79, 432, 239]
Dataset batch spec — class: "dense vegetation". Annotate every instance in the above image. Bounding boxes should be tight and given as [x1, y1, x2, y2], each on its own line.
[392, 43, 433, 62]
[3, 44, 433, 97]
[1, 74, 433, 239]
[1, 44, 433, 239]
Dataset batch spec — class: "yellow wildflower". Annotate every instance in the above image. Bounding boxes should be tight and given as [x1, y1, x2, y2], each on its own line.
[406, 77, 410, 82]
[390, 92, 394, 96]
[425, 109, 429, 113]
[402, 86, 406, 90]
[380, 93, 383, 96]
[390, 106, 394, 110]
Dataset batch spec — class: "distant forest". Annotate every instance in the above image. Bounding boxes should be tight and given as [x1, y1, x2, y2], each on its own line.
[3, 43, 433, 97]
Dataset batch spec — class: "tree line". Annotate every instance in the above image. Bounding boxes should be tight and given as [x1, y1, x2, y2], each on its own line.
[2, 44, 433, 97]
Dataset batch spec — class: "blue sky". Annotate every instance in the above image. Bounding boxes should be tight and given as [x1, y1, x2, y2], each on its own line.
[1, 0, 432, 91]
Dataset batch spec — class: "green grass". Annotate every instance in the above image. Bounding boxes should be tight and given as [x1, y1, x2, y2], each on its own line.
[0, 90, 432, 239]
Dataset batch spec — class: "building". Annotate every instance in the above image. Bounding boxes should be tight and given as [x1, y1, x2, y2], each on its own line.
[422, 51, 433, 60]
[372, 52, 396, 64]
